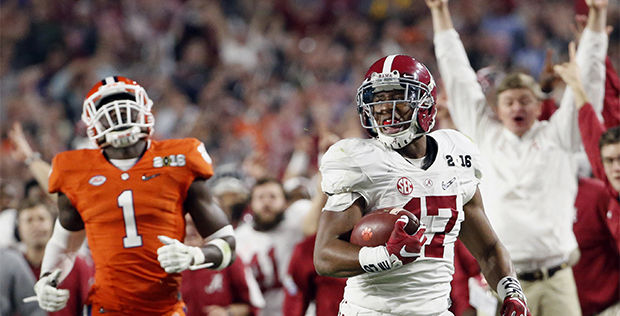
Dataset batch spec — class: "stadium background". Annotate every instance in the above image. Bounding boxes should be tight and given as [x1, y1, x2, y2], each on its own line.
[1, 0, 619, 198]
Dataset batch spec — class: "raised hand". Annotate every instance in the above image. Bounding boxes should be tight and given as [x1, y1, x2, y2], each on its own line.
[553, 42, 588, 109]
[553, 42, 580, 86]
[586, 0, 608, 11]
[424, 0, 448, 9]
[8, 122, 35, 163]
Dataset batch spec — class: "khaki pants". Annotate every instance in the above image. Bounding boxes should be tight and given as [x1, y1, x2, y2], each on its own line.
[596, 301, 620, 316]
[519, 267, 581, 316]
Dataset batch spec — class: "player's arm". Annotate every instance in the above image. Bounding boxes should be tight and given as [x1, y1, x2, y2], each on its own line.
[158, 180, 236, 273]
[33, 192, 86, 312]
[313, 197, 365, 277]
[186, 179, 236, 268]
[459, 188, 530, 316]
[314, 196, 426, 278]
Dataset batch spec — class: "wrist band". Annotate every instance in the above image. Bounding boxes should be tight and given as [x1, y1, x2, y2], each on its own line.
[207, 225, 234, 239]
[25, 152, 41, 166]
[497, 276, 526, 302]
[358, 246, 393, 273]
[208, 238, 233, 270]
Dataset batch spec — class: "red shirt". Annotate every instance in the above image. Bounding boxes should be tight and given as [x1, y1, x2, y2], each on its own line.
[180, 258, 261, 316]
[576, 103, 620, 315]
[27, 255, 93, 316]
[602, 57, 620, 128]
[573, 177, 620, 316]
[282, 234, 346, 316]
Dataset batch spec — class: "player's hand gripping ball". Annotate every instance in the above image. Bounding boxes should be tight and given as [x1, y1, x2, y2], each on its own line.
[350, 208, 420, 247]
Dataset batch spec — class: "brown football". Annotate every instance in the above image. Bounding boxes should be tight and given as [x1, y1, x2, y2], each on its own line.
[350, 208, 420, 247]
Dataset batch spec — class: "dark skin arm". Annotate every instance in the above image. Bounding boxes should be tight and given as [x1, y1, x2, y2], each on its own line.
[313, 197, 366, 277]
[185, 179, 236, 266]
[459, 188, 515, 291]
[58, 192, 85, 231]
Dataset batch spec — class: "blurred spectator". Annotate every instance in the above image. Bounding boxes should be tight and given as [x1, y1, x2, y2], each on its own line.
[234, 178, 311, 316]
[16, 198, 92, 316]
[0, 247, 46, 316]
[0, 181, 19, 248]
[430, 0, 608, 315]
[4, 0, 619, 197]
[181, 215, 264, 316]
[208, 164, 252, 228]
[282, 234, 346, 316]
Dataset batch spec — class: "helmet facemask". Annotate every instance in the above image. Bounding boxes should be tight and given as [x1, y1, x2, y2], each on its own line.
[82, 80, 154, 148]
[357, 70, 437, 149]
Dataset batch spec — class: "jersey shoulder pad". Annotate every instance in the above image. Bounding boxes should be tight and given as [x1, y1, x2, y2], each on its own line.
[155, 138, 214, 179]
[431, 129, 480, 156]
[49, 149, 100, 194]
[320, 138, 379, 195]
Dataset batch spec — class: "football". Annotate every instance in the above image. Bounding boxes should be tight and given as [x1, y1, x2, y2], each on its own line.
[350, 208, 420, 247]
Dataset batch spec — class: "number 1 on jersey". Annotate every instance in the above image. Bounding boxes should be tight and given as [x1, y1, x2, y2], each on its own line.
[118, 190, 143, 248]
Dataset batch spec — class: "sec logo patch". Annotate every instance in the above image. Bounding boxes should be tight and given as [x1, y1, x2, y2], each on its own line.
[396, 177, 413, 195]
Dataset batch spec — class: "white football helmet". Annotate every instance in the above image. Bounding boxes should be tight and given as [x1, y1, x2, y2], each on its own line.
[82, 76, 154, 148]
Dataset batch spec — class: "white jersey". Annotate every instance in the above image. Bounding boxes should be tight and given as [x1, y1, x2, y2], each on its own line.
[320, 130, 482, 316]
[235, 199, 311, 316]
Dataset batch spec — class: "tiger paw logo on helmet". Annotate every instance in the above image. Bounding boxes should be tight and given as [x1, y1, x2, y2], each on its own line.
[82, 76, 155, 148]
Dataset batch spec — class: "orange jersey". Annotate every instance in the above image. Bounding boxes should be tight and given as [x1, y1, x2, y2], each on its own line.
[49, 138, 213, 315]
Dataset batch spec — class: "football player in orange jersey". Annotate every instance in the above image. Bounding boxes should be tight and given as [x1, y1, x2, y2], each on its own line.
[31, 76, 236, 315]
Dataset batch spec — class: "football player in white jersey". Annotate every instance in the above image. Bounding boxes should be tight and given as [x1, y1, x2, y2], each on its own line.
[313, 55, 531, 316]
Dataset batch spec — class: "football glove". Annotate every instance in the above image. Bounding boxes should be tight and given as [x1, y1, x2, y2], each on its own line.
[157, 236, 211, 273]
[386, 215, 427, 266]
[33, 269, 69, 312]
[500, 296, 531, 316]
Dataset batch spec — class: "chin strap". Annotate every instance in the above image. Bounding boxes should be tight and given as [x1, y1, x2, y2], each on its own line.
[377, 124, 424, 149]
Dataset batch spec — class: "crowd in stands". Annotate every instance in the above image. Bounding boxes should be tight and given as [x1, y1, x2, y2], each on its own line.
[1, 0, 619, 315]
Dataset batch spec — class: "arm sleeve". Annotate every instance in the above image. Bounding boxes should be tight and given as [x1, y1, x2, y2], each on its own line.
[434, 29, 501, 141]
[578, 103, 608, 183]
[603, 57, 620, 128]
[577, 29, 609, 118]
[40, 220, 86, 282]
[550, 28, 608, 151]
[538, 98, 558, 121]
